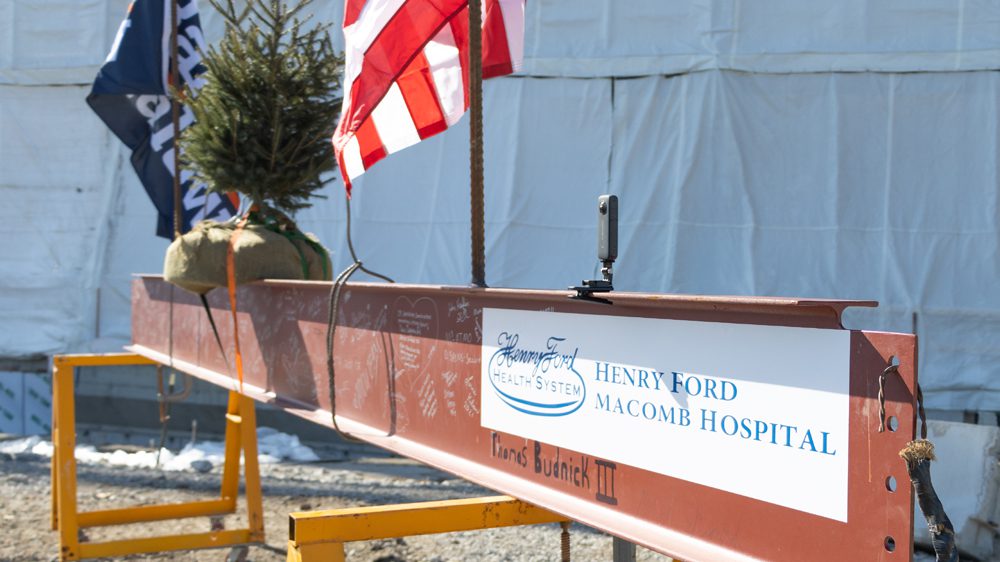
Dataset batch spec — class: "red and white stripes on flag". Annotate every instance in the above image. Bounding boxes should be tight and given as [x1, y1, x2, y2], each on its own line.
[333, 0, 525, 191]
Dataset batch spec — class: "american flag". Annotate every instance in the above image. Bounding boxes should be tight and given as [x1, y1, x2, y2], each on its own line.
[333, 0, 526, 191]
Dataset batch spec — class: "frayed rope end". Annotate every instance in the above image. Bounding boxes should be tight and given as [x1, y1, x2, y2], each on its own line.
[899, 439, 936, 463]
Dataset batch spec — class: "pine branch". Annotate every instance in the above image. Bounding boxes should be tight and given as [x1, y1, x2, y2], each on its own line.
[181, 0, 343, 216]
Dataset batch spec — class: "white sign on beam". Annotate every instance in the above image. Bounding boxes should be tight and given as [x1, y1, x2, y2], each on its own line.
[480, 308, 850, 522]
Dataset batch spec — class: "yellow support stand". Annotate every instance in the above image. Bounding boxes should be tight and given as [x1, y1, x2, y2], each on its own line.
[50, 353, 265, 561]
[286, 495, 570, 562]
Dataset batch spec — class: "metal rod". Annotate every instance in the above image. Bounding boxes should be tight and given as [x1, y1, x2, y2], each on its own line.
[170, 0, 183, 239]
[78, 499, 234, 528]
[53, 359, 82, 559]
[612, 537, 636, 562]
[560, 521, 571, 561]
[238, 394, 266, 541]
[78, 529, 253, 560]
[166, 2, 182, 460]
[468, 0, 486, 287]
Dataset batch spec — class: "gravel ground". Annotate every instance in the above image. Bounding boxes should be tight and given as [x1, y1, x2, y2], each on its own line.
[0, 438, 673, 562]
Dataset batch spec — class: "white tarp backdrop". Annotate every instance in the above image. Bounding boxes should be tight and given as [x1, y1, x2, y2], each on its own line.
[1, 1, 998, 410]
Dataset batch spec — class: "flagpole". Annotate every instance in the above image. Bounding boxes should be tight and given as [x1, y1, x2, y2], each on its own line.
[469, 0, 486, 287]
[162, 0, 182, 464]
[170, 0, 183, 239]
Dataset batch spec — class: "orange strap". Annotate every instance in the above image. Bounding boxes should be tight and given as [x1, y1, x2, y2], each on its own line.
[227, 214, 250, 393]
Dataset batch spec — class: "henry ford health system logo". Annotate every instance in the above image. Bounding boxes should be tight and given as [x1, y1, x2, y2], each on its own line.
[488, 332, 586, 416]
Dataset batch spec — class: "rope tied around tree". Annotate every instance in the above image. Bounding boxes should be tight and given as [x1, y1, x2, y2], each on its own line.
[245, 207, 330, 280]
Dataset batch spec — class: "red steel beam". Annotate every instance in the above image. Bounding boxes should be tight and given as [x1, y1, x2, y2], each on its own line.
[130, 276, 916, 562]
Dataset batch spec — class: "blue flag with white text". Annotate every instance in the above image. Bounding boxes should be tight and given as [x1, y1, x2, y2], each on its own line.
[87, 0, 237, 238]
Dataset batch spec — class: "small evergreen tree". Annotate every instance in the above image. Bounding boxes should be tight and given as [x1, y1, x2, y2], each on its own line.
[181, 0, 343, 216]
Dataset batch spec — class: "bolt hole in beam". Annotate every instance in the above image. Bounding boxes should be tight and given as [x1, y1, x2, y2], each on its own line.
[890, 355, 901, 367]
[887, 416, 899, 432]
[884, 536, 896, 552]
[885, 476, 897, 493]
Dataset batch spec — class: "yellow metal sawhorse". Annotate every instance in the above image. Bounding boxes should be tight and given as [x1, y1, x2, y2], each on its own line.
[50, 353, 264, 560]
[286, 495, 571, 561]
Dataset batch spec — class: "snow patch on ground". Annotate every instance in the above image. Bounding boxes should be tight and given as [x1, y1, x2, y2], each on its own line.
[0, 426, 318, 471]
